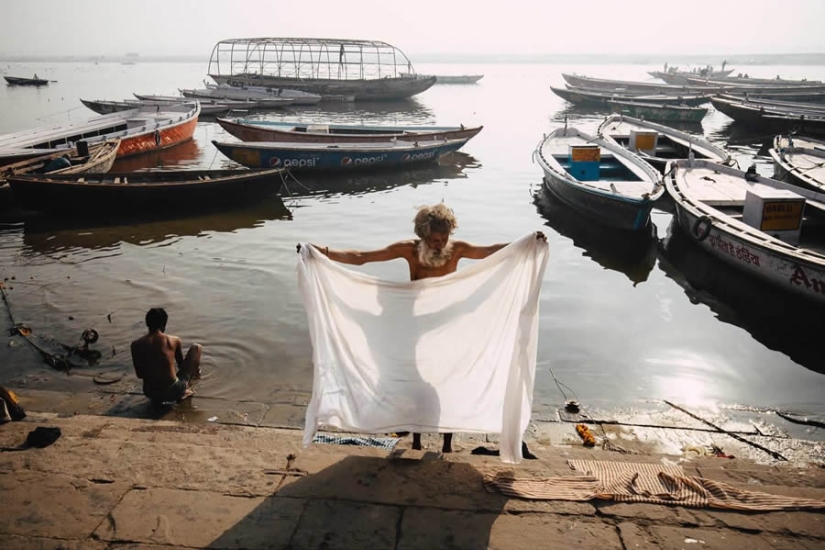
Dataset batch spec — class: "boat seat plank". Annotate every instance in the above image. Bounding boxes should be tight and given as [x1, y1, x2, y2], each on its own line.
[679, 167, 748, 203]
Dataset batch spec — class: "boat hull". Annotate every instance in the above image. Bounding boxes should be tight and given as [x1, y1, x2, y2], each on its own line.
[213, 140, 468, 172]
[541, 172, 655, 231]
[551, 86, 710, 107]
[7, 169, 283, 214]
[608, 101, 707, 122]
[114, 116, 198, 158]
[217, 118, 483, 144]
[209, 74, 436, 101]
[4, 76, 49, 86]
[672, 202, 825, 304]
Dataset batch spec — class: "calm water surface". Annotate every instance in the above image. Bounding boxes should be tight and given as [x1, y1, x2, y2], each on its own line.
[0, 60, 823, 422]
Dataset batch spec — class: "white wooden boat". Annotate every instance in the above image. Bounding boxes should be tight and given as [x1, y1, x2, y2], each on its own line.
[180, 83, 320, 106]
[0, 102, 200, 165]
[534, 126, 664, 231]
[598, 114, 731, 173]
[82, 98, 231, 116]
[665, 159, 825, 304]
[401, 72, 483, 84]
[770, 135, 825, 193]
[606, 99, 708, 123]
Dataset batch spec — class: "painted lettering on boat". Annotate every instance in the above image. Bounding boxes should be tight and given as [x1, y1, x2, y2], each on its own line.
[401, 151, 437, 162]
[340, 155, 388, 167]
[707, 234, 761, 266]
[789, 265, 825, 294]
[269, 157, 316, 168]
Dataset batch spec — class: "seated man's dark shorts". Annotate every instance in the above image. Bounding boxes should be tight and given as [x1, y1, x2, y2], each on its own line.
[145, 373, 190, 404]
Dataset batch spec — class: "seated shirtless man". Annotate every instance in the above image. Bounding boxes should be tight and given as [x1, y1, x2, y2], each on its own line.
[131, 308, 202, 404]
[313, 203, 546, 452]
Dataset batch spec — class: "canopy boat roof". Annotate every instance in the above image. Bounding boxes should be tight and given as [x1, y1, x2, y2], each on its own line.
[208, 37, 417, 82]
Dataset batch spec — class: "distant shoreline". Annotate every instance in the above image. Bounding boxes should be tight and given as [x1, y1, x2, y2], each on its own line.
[0, 53, 824, 66]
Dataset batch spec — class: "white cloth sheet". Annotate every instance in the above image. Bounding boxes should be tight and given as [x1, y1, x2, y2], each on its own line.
[297, 233, 549, 463]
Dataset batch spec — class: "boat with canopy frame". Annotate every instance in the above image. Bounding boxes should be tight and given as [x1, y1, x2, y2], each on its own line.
[207, 37, 436, 101]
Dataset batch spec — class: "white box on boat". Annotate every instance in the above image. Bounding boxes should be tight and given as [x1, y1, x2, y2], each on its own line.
[306, 124, 330, 134]
[742, 184, 805, 245]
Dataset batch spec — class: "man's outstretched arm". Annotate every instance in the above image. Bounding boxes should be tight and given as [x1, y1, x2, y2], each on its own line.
[307, 241, 413, 266]
[457, 231, 547, 260]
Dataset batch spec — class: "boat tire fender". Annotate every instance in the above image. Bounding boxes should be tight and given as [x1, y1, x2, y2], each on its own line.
[692, 215, 712, 241]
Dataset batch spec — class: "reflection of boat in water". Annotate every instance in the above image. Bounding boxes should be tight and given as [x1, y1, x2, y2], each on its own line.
[20, 194, 292, 255]
[658, 217, 825, 375]
[279, 152, 478, 197]
[533, 185, 658, 285]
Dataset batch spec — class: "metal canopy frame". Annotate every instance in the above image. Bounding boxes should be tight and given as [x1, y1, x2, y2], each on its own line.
[208, 38, 416, 81]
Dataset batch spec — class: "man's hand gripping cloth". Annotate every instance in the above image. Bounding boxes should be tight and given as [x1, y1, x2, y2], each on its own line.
[297, 233, 549, 463]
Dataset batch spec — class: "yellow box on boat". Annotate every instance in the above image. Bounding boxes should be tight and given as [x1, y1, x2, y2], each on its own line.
[630, 129, 658, 154]
[570, 145, 600, 162]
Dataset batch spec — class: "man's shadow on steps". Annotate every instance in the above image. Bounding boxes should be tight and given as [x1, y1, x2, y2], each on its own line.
[208, 453, 509, 549]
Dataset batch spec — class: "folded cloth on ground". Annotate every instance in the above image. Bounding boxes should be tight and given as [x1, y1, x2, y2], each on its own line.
[484, 459, 825, 511]
[312, 433, 400, 451]
[297, 233, 549, 463]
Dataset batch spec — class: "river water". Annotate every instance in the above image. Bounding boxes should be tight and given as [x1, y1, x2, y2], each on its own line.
[0, 60, 823, 426]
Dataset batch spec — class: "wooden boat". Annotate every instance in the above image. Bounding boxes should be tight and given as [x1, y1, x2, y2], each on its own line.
[183, 83, 322, 105]
[684, 75, 823, 88]
[216, 117, 483, 144]
[715, 94, 825, 113]
[435, 74, 483, 84]
[561, 73, 725, 95]
[4, 75, 50, 86]
[550, 86, 711, 107]
[132, 94, 272, 114]
[769, 135, 825, 193]
[534, 126, 664, 231]
[651, 66, 735, 85]
[598, 114, 730, 172]
[607, 100, 708, 123]
[0, 140, 121, 209]
[207, 38, 436, 101]
[6, 168, 284, 214]
[212, 138, 471, 172]
[0, 102, 200, 165]
[82, 98, 235, 116]
[665, 158, 825, 304]
[401, 72, 483, 84]
[710, 96, 825, 135]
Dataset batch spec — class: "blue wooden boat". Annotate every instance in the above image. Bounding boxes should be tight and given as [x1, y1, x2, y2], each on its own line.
[211, 138, 471, 171]
[534, 126, 664, 231]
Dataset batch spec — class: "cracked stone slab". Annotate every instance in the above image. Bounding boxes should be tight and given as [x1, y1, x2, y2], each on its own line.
[0, 471, 128, 539]
[280, 453, 510, 513]
[618, 522, 824, 549]
[0, 436, 291, 495]
[289, 500, 400, 550]
[258, 403, 307, 428]
[0, 534, 108, 550]
[94, 487, 304, 549]
[398, 509, 622, 550]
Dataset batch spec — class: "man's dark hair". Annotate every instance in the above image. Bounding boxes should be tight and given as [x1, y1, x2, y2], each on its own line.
[145, 308, 168, 332]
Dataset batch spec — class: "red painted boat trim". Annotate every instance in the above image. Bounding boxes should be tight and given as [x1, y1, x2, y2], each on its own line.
[116, 117, 198, 158]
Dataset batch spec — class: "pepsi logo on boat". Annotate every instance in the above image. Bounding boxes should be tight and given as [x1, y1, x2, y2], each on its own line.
[269, 157, 281, 167]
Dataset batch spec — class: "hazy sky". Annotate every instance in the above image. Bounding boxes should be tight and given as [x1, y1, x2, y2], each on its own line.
[2, 0, 824, 57]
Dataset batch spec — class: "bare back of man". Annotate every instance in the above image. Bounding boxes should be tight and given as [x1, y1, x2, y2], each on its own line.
[131, 308, 202, 405]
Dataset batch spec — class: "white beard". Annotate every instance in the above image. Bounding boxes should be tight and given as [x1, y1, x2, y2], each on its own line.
[417, 240, 453, 268]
